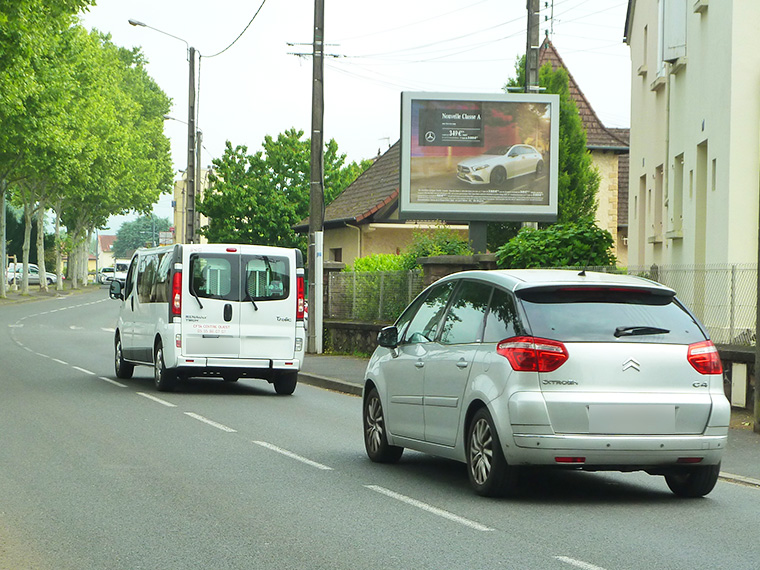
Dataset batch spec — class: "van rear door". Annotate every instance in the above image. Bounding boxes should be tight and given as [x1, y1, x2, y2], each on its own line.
[239, 250, 296, 361]
[183, 249, 241, 358]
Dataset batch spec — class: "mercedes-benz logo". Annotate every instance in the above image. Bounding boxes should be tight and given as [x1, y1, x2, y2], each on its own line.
[425, 131, 436, 143]
[622, 358, 641, 372]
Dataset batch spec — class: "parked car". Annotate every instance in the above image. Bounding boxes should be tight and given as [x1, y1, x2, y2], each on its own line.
[109, 243, 306, 394]
[456, 144, 544, 187]
[97, 267, 115, 284]
[7, 263, 57, 285]
[362, 269, 729, 497]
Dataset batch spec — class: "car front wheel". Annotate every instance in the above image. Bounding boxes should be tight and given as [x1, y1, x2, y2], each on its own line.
[664, 464, 721, 497]
[363, 387, 403, 463]
[466, 407, 518, 496]
[490, 166, 507, 187]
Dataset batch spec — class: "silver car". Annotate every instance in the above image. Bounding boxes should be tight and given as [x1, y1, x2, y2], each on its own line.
[362, 270, 729, 497]
[456, 144, 544, 186]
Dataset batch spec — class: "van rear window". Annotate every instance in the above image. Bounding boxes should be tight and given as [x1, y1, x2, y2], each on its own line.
[189, 253, 290, 302]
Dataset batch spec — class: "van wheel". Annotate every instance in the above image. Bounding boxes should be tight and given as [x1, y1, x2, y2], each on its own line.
[114, 335, 134, 379]
[466, 407, 518, 497]
[154, 341, 176, 392]
[274, 371, 297, 395]
[665, 464, 721, 497]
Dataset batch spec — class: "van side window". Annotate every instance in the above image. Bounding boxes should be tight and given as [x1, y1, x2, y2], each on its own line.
[124, 258, 137, 299]
[244, 255, 290, 301]
[137, 254, 158, 304]
[190, 255, 235, 299]
[152, 252, 169, 303]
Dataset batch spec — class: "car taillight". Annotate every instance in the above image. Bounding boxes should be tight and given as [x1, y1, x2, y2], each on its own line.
[497, 336, 568, 372]
[687, 340, 722, 375]
[296, 275, 305, 322]
[171, 271, 182, 317]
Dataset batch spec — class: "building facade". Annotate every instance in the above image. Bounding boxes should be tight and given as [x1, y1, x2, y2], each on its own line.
[625, 0, 760, 266]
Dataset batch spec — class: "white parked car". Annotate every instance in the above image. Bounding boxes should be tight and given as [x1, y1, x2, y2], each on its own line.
[97, 267, 115, 284]
[456, 144, 544, 187]
[362, 269, 729, 497]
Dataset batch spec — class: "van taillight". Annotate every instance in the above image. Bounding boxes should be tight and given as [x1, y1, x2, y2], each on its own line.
[296, 275, 305, 321]
[687, 340, 722, 375]
[171, 271, 182, 317]
[497, 336, 568, 372]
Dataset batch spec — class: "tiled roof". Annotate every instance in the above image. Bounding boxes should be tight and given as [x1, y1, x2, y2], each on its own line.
[539, 38, 629, 150]
[296, 143, 400, 230]
[99, 234, 116, 252]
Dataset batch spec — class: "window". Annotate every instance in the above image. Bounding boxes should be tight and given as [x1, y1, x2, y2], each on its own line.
[330, 248, 342, 262]
[244, 255, 290, 301]
[137, 254, 158, 304]
[124, 258, 137, 299]
[483, 288, 522, 342]
[439, 281, 493, 345]
[401, 281, 455, 344]
[152, 252, 172, 303]
[190, 254, 236, 300]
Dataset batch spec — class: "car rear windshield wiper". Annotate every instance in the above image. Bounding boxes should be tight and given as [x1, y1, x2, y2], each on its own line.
[614, 326, 670, 338]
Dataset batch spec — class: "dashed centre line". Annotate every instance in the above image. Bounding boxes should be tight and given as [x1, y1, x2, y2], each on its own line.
[184, 412, 237, 432]
[137, 392, 177, 407]
[253, 440, 333, 470]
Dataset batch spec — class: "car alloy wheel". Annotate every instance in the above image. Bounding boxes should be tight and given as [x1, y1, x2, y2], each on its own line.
[466, 407, 516, 496]
[363, 387, 403, 463]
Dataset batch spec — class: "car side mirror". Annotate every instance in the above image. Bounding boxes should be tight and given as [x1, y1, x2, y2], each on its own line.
[109, 279, 124, 300]
[377, 326, 399, 348]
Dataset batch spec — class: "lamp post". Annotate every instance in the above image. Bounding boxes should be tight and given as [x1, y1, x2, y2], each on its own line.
[128, 19, 199, 244]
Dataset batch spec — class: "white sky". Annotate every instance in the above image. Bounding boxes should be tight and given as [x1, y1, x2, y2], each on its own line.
[80, 0, 631, 231]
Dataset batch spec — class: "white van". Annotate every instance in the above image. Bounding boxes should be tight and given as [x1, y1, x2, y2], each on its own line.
[109, 243, 306, 394]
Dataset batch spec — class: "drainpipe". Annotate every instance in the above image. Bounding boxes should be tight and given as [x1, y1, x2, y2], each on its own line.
[347, 223, 361, 262]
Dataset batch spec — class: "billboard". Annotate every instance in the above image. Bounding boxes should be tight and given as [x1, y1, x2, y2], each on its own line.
[399, 92, 559, 222]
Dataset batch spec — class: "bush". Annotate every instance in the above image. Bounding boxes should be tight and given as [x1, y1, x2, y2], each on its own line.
[401, 227, 473, 269]
[347, 253, 407, 272]
[495, 222, 616, 269]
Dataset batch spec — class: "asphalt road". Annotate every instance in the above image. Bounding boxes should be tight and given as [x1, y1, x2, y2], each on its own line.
[2, 289, 760, 569]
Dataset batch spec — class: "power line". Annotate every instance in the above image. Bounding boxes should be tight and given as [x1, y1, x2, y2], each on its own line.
[204, 0, 268, 59]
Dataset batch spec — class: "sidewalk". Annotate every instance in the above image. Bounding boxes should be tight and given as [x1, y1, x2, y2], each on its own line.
[299, 353, 760, 486]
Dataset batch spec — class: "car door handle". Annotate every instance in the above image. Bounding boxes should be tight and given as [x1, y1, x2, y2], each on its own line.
[224, 303, 233, 322]
[456, 359, 469, 369]
[415, 361, 425, 368]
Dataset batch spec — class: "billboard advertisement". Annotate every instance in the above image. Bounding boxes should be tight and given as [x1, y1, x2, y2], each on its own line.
[399, 92, 559, 222]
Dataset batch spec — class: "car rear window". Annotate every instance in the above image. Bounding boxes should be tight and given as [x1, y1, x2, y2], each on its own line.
[517, 287, 706, 344]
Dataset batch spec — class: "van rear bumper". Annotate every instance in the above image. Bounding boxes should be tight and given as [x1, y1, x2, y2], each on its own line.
[176, 356, 300, 372]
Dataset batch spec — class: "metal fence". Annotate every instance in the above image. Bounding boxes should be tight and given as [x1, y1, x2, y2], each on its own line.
[326, 265, 758, 346]
[327, 270, 425, 323]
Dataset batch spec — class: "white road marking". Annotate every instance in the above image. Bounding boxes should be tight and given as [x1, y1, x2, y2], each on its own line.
[100, 377, 126, 388]
[137, 392, 177, 407]
[69, 325, 83, 330]
[51, 358, 68, 366]
[72, 366, 95, 375]
[8, 324, 23, 328]
[555, 556, 608, 570]
[252, 441, 333, 471]
[184, 412, 236, 432]
[364, 485, 494, 532]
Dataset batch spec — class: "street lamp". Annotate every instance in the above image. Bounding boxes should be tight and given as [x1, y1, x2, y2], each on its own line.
[128, 18, 199, 244]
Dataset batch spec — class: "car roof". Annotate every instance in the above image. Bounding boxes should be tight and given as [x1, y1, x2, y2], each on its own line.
[437, 269, 675, 295]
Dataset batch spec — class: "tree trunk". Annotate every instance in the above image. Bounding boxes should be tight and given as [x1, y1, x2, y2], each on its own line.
[22, 201, 32, 294]
[54, 201, 63, 291]
[36, 201, 48, 292]
[0, 179, 7, 299]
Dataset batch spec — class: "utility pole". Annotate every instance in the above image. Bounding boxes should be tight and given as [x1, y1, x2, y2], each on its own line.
[525, 0, 540, 93]
[186, 47, 197, 244]
[307, 0, 325, 353]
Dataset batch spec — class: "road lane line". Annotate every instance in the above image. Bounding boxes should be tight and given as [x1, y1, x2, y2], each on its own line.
[184, 412, 236, 432]
[554, 556, 608, 570]
[252, 441, 333, 471]
[51, 358, 68, 365]
[100, 377, 126, 388]
[72, 366, 95, 375]
[364, 485, 493, 532]
[137, 392, 177, 407]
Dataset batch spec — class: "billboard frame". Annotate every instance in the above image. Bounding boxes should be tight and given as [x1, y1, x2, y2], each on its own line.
[399, 91, 560, 222]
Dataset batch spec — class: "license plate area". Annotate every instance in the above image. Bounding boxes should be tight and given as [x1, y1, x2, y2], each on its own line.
[588, 404, 676, 435]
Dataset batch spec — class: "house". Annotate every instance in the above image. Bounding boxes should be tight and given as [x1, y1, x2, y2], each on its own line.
[297, 40, 630, 268]
[96, 234, 116, 271]
[624, 0, 760, 267]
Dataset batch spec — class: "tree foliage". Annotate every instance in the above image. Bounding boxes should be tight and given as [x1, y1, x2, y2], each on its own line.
[112, 215, 171, 258]
[495, 222, 616, 269]
[198, 129, 372, 251]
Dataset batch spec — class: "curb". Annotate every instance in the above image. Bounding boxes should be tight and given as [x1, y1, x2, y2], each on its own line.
[298, 372, 363, 397]
[719, 472, 760, 488]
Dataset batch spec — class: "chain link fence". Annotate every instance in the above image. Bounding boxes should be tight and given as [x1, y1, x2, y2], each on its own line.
[326, 265, 758, 345]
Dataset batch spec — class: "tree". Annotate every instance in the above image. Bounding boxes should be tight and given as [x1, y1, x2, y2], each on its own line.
[112, 215, 171, 258]
[198, 129, 372, 251]
[495, 222, 616, 269]
[488, 56, 601, 251]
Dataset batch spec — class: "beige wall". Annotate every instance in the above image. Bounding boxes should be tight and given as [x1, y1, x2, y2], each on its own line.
[628, 0, 760, 267]
[590, 150, 621, 260]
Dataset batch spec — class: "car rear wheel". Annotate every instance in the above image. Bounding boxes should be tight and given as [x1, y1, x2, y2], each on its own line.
[363, 387, 403, 463]
[114, 335, 134, 379]
[466, 407, 518, 496]
[154, 341, 176, 392]
[273, 371, 297, 395]
[664, 464, 721, 497]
